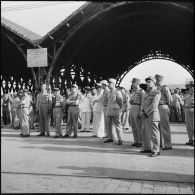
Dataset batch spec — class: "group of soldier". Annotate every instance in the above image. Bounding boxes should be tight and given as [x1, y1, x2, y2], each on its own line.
[1, 74, 194, 157]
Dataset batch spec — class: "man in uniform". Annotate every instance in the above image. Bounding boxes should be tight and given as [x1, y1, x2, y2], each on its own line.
[155, 74, 173, 150]
[36, 83, 52, 136]
[52, 88, 65, 138]
[129, 78, 145, 147]
[141, 76, 161, 157]
[101, 80, 110, 138]
[19, 89, 31, 137]
[184, 81, 194, 146]
[63, 84, 81, 138]
[104, 78, 123, 145]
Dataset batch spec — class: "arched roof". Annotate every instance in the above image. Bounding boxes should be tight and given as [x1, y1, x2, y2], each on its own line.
[38, 1, 194, 79]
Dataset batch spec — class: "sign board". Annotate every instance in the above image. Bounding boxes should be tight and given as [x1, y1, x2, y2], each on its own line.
[27, 48, 48, 67]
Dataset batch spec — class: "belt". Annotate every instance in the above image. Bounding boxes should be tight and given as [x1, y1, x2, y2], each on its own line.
[103, 105, 108, 107]
[159, 104, 168, 106]
[69, 105, 78, 107]
[130, 103, 141, 105]
[21, 107, 29, 108]
[54, 106, 62, 108]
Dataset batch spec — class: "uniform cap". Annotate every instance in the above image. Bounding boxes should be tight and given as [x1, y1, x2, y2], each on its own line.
[101, 80, 109, 86]
[108, 78, 117, 84]
[23, 89, 29, 93]
[71, 84, 78, 89]
[155, 74, 164, 81]
[53, 88, 60, 92]
[131, 78, 140, 83]
[145, 76, 156, 83]
[96, 83, 102, 88]
[85, 86, 90, 90]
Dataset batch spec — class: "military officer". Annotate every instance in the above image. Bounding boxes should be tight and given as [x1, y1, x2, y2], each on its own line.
[184, 81, 194, 146]
[104, 78, 123, 145]
[36, 83, 52, 136]
[129, 78, 145, 147]
[52, 88, 65, 138]
[19, 89, 31, 137]
[63, 84, 81, 138]
[141, 76, 161, 157]
[155, 74, 173, 150]
[101, 80, 110, 138]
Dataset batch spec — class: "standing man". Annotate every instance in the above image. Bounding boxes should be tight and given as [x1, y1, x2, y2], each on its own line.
[19, 89, 31, 137]
[184, 81, 194, 146]
[104, 78, 123, 145]
[141, 76, 161, 157]
[63, 84, 81, 138]
[129, 78, 145, 147]
[52, 88, 65, 138]
[11, 92, 20, 128]
[2, 93, 12, 126]
[36, 83, 52, 136]
[101, 80, 110, 138]
[155, 74, 173, 150]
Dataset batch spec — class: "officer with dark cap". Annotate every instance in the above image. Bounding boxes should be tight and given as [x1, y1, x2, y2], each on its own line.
[52, 88, 65, 138]
[141, 76, 161, 157]
[63, 84, 81, 138]
[129, 78, 145, 147]
[155, 74, 173, 150]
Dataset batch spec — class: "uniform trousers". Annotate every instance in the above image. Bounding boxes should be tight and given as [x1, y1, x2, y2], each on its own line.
[185, 108, 194, 142]
[93, 111, 105, 138]
[3, 110, 10, 125]
[103, 106, 109, 137]
[39, 104, 50, 134]
[53, 107, 63, 136]
[81, 112, 91, 131]
[142, 117, 160, 153]
[107, 115, 123, 142]
[129, 105, 143, 144]
[66, 106, 79, 136]
[11, 109, 17, 126]
[29, 108, 35, 128]
[159, 105, 172, 147]
[20, 108, 30, 135]
[172, 103, 182, 122]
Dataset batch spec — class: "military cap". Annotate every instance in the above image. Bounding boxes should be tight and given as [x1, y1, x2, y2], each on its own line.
[155, 74, 164, 81]
[53, 88, 60, 92]
[85, 86, 91, 90]
[132, 78, 141, 83]
[101, 80, 109, 86]
[71, 84, 78, 89]
[91, 87, 96, 90]
[23, 89, 29, 93]
[96, 83, 102, 88]
[145, 76, 156, 83]
[108, 78, 117, 84]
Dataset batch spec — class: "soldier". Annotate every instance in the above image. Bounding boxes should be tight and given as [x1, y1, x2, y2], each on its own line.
[19, 89, 31, 137]
[104, 78, 123, 145]
[155, 74, 173, 150]
[129, 78, 145, 147]
[36, 83, 52, 136]
[184, 81, 194, 146]
[101, 80, 110, 138]
[63, 84, 81, 138]
[141, 76, 161, 157]
[52, 88, 65, 138]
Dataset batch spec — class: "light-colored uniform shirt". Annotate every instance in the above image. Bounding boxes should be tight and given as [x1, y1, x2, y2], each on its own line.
[79, 93, 92, 112]
[130, 87, 145, 109]
[172, 93, 183, 106]
[20, 95, 31, 108]
[102, 88, 110, 106]
[157, 85, 172, 106]
[36, 91, 52, 110]
[184, 93, 194, 111]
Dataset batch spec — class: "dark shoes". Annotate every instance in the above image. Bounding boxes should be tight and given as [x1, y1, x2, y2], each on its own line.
[140, 150, 152, 153]
[136, 143, 142, 147]
[37, 133, 45, 136]
[73, 135, 77, 138]
[150, 152, 160, 157]
[46, 133, 50, 137]
[162, 146, 172, 150]
[185, 142, 193, 146]
[103, 136, 108, 138]
[131, 143, 138, 146]
[62, 135, 69, 138]
[54, 135, 62, 138]
[21, 134, 30, 137]
[117, 141, 123, 145]
[104, 139, 113, 143]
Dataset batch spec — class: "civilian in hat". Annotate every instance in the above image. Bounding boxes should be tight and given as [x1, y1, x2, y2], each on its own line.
[91, 83, 105, 138]
[101, 80, 110, 138]
[129, 78, 145, 147]
[104, 78, 123, 145]
[141, 76, 161, 157]
[79, 86, 93, 132]
[155, 74, 173, 150]
[19, 89, 31, 137]
[184, 80, 194, 146]
[63, 84, 81, 138]
[52, 88, 65, 138]
[36, 83, 53, 136]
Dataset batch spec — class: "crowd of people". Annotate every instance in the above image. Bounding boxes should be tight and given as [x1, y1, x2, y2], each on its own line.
[1, 74, 194, 157]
